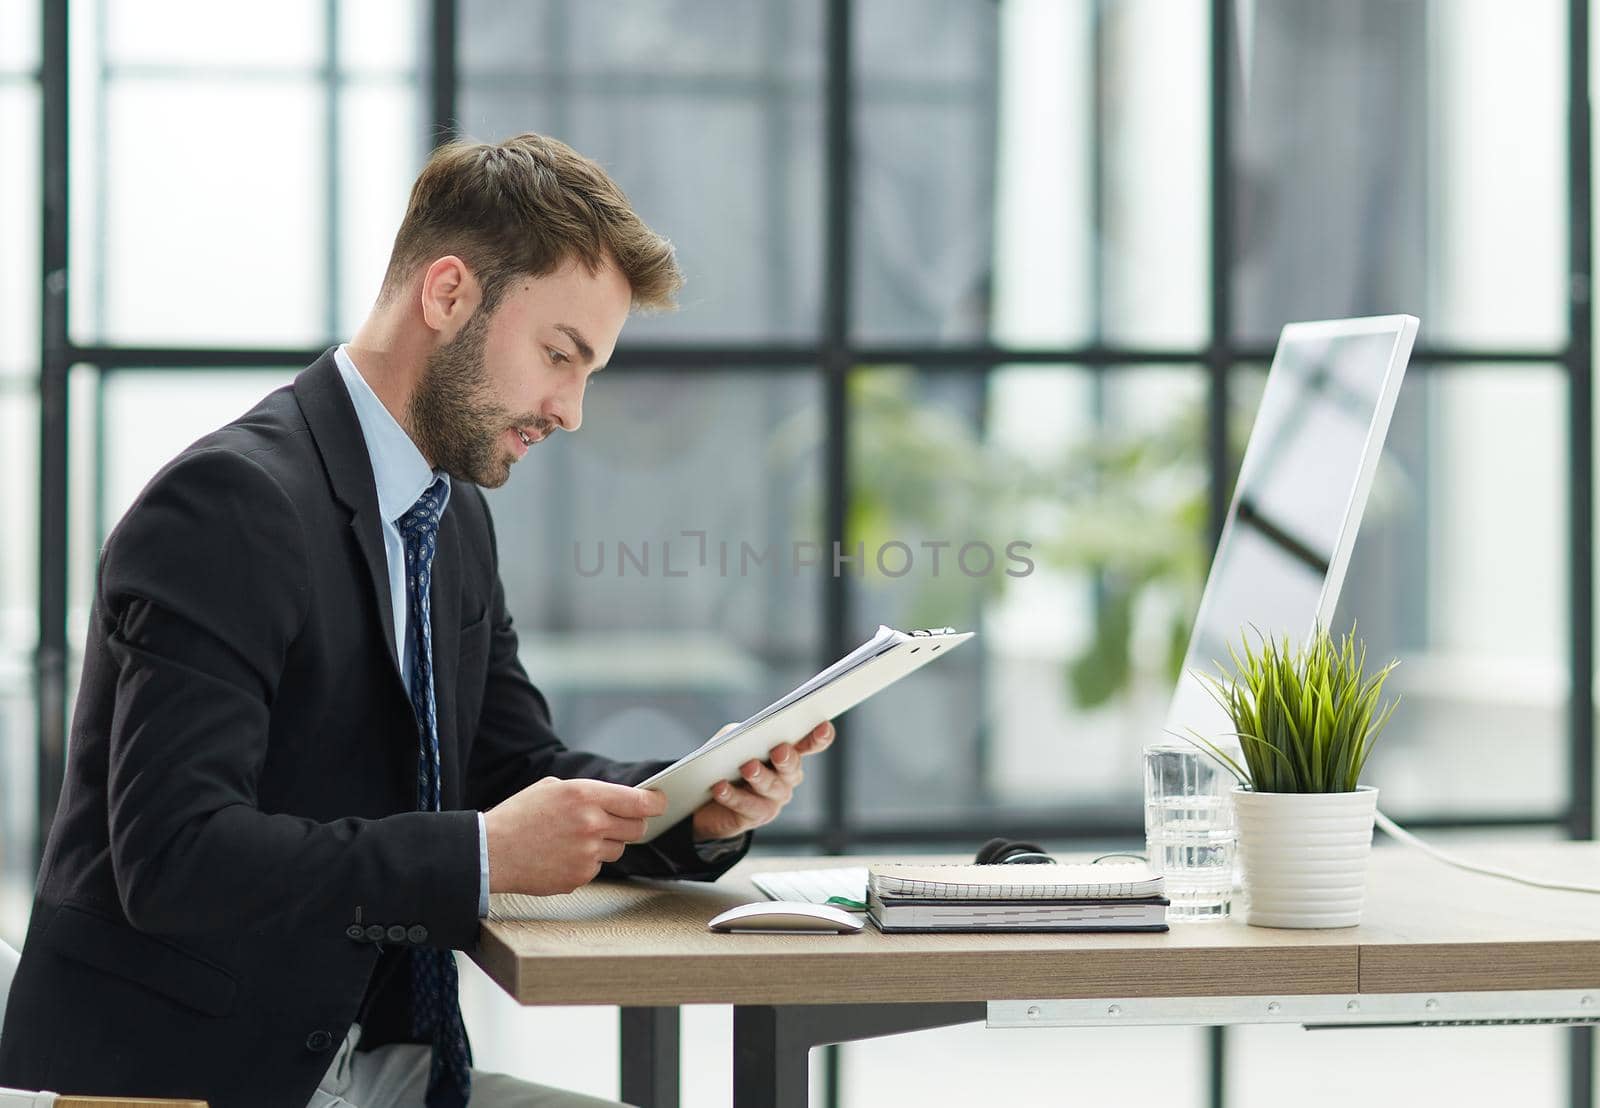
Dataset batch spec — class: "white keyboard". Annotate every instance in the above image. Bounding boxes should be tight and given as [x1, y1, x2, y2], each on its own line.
[751, 866, 870, 906]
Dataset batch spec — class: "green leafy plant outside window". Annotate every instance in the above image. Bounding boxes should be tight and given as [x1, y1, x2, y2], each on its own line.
[840, 368, 1219, 706]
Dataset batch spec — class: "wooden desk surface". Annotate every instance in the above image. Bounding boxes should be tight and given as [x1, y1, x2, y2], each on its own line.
[471, 845, 1600, 1007]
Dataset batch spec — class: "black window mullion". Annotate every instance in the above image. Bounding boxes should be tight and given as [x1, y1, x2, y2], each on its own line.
[1206, 3, 1235, 1106]
[819, 6, 855, 1103]
[1565, 0, 1595, 849]
[64, 342, 1581, 373]
[35, 0, 70, 870]
[323, 0, 340, 341]
[1565, 3, 1596, 1108]
[1207, 0, 1234, 557]
[821, 0, 853, 860]
[430, 0, 457, 146]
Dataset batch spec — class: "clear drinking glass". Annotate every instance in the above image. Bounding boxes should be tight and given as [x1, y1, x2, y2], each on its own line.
[1143, 744, 1236, 921]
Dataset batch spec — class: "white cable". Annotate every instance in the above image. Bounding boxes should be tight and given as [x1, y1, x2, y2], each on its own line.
[1374, 809, 1600, 895]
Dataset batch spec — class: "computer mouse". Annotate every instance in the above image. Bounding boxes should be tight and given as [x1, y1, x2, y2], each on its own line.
[707, 901, 865, 934]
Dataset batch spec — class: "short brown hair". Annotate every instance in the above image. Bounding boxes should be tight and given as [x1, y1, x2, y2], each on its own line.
[379, 132, 683, 314]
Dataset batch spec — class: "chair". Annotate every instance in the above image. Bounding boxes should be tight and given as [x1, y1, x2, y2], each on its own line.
[0, 938, 207, 1107]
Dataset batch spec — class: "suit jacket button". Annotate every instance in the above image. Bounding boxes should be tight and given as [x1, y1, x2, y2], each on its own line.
[306, 1029, 334, 1052]
[345, 924, 365, 941]
[364, 924, 385, 942]
[386, 925, 407, 942]
[407, 925, 428, 944]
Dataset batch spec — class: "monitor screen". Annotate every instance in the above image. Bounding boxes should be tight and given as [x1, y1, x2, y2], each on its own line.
[1164, 315, 1418, 749]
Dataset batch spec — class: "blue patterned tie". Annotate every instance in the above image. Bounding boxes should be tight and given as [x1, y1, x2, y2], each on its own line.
[398, 477, 472, 1108]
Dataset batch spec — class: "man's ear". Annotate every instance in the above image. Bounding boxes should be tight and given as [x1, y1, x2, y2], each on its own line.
[418, 255, 482, 340]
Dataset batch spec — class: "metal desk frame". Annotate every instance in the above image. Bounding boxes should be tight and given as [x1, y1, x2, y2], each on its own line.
[621, 990, 1600, 1108]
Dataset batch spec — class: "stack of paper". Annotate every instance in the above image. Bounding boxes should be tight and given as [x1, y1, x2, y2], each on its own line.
[688, 625, 910, 759]
[636, 626, 973, 841]
[866, 862, 1170, 933]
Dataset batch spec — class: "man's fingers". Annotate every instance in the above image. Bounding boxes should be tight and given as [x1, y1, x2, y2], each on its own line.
[740, 759, 793, 803]
[599, 814, 649, 843]
[598, 839, 628, 864]
[711, 780, 779, 822]
[768, 743, 801, 779]
[795, 721, 835, 755]
[582, 780, 669, 819]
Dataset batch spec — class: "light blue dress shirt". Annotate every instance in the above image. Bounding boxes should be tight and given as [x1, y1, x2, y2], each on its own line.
[334, 345, 491, 918]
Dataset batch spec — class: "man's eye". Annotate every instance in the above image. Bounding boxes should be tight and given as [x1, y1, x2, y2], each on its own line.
[548, 348, 568, 364]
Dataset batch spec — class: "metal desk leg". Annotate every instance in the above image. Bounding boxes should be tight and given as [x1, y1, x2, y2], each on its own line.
[733, 1007, 810, 1108]
[620, 1006, 681, 1108]
[733, 1002, 986, 1108]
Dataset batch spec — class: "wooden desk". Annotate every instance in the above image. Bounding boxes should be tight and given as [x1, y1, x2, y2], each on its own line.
[473, 845, 1600, 1108]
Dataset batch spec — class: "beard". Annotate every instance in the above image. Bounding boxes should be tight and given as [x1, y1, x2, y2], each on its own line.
[407, 308, 529, 489]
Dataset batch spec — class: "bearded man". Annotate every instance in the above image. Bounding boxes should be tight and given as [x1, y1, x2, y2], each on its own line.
[0, 133, 832, 1108]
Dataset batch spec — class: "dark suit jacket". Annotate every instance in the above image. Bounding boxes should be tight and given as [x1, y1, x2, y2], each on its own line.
[0, 351, 744, 1106]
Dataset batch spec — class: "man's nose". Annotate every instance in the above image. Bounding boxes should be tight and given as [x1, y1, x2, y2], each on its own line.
[548, 385, 582, 433]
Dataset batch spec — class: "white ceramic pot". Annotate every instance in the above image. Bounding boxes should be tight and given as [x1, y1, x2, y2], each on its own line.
[1232, 785, 1378, 928]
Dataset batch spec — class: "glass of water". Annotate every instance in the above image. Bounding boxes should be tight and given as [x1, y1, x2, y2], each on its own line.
[1143, 744, 1236, 921]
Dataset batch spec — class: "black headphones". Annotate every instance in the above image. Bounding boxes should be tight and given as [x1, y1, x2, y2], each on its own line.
[974, 837, 1056, 865]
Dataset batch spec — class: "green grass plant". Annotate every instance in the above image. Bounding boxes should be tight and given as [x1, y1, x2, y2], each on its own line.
[1185, 626, 1400, 794]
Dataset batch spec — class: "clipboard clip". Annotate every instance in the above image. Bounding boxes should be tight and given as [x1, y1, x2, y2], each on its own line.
[911, 627, 956, 636]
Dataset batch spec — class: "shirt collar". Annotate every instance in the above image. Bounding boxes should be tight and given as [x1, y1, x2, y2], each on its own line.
[333, 344, 450, 524]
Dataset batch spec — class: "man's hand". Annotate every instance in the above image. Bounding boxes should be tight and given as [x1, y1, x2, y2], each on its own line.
[691, 720, 836, 842]
[484, 776, 667, 896]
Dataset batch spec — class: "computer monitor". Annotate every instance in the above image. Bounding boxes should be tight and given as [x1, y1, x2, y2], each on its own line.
[1163, 314, 1419, 748]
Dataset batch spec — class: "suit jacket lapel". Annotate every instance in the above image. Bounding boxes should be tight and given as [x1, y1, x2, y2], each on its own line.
[292, 350, 406, 693]
[350, 509, 404, 687]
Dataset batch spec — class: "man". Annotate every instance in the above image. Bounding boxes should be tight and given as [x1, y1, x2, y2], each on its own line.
[0, 133, 832, 1108]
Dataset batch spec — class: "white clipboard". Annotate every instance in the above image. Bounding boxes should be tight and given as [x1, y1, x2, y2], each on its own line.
[637, 626, 974, 841]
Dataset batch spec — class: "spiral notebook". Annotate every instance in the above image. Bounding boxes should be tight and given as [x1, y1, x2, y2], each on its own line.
[867, 862, 1164, 901]
[866, 891, 1170, 932]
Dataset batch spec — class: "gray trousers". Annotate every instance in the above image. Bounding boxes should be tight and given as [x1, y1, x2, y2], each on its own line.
[307, 1024, 633, 1108]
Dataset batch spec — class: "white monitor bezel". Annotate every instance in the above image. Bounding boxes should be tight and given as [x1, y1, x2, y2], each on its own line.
[1164, 313, 1419, 737]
